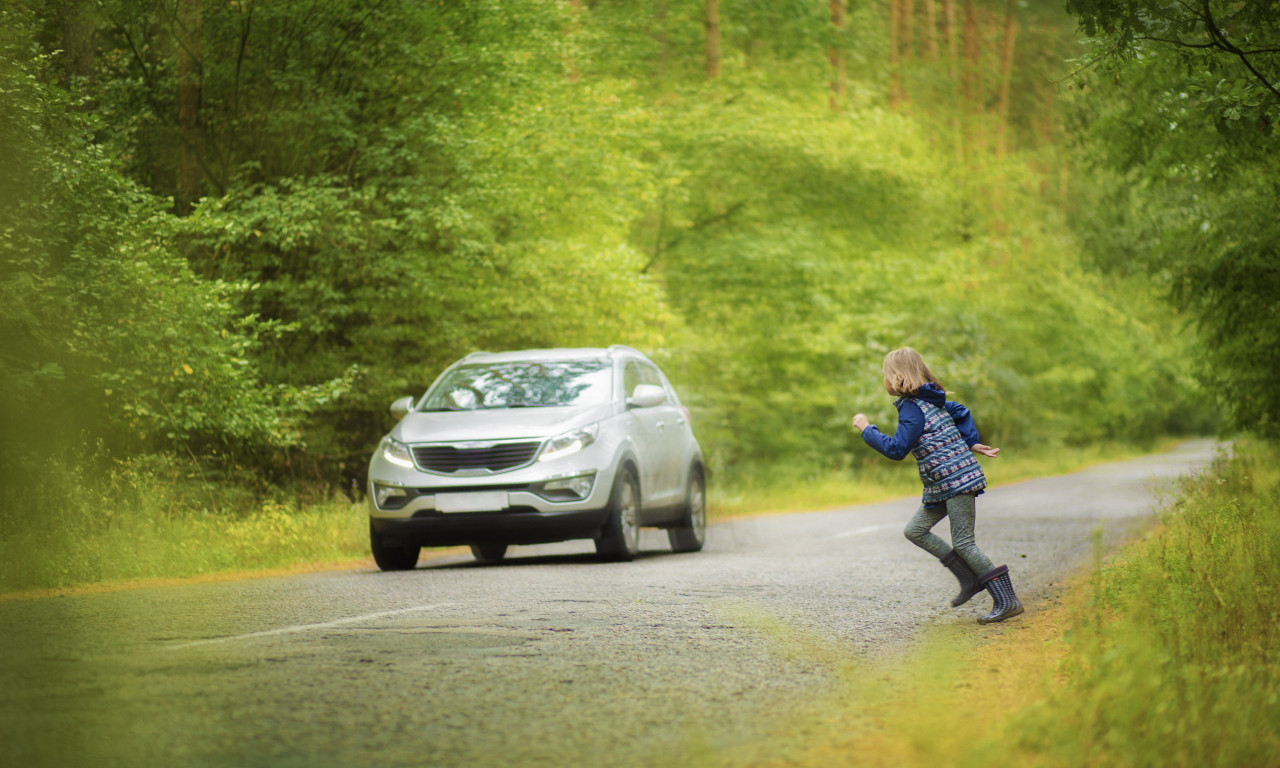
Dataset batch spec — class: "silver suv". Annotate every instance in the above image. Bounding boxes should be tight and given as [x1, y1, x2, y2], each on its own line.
[366, 347, 706, 570]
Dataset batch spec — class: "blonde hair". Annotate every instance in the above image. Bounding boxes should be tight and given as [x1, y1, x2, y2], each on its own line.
[882, 347, 941, 397]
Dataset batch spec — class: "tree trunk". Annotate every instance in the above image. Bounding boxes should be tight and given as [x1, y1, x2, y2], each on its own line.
[176, 0, 205, 215]
[705, 0, 720, 78]
[943, 0, 960, 159]
[995, 0, 1018, 157]
[830, 0, 846, 110]
[923, 0, 939, 61]
[60, 0, 96, 99]
[566, 0, 582, 82]
[654, 0, 669, 77]
[962, 0, 981, 156]
[889, 0, 902, 110]
[902, 0, 915, 61]
[943, 0, 958, 63]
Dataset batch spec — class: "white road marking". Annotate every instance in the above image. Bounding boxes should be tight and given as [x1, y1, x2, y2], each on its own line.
[167, 602, 457, 649]
[834, 523, 898, 538]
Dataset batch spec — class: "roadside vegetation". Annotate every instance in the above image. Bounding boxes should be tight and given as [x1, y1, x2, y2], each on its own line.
[2, 1, 1276, 763]
[0, 440, 1161, 595]
[709, 440, 1280, 768]
[2, 1, 1221, 595]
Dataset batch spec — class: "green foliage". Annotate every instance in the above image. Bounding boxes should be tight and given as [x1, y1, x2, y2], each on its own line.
[1007, 441, 1280, 766]
[0, 452, 366, 593]
[3, 0, 1210, 515]
[0, 5, 296, 490]
[1063, 0, 1280, 436]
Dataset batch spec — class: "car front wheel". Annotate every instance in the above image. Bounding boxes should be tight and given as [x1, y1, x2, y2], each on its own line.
[595, 469, 640, 562]
[370, 522, 420, 571]
[668, 469, 706, 553]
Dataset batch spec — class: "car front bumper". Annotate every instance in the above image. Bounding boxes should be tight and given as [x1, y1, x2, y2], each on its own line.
[366, 442, 620, 548]
[370, 506, 612, 548]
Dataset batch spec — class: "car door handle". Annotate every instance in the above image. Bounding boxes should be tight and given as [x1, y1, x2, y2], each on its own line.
[655, 421, 665, 430]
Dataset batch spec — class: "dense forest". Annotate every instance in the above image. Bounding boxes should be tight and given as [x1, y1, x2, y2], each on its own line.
[4, 0, 1273, 516]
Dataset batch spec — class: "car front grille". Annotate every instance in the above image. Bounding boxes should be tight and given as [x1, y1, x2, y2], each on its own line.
[412, 441, 542, 473]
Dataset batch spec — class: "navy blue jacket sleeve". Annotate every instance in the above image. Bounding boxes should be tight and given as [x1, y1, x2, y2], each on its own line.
[945, 400, 981, 446]
[861, 400, 924, 460]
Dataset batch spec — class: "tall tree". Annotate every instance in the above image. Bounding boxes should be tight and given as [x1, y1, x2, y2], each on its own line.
[830, 0, 846, 110]
[923, 0, 939, 61]
[995, 0, 1017, 157]
[961, 0, 981, 155]
[705, 0, 720, 78]
[1065, 0, 1280, 435]
[59, 0, 95, 97]
[565, 0, 582, 82]
[889, 0, 902, 109]
[175, 0, 205, 214]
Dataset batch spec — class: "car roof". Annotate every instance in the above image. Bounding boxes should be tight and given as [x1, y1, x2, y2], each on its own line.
[459, 346, 647, 365]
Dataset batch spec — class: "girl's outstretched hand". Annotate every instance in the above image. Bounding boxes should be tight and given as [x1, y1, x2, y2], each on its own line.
[851, 413, 870, 433]
[971, 443, 1000, 458]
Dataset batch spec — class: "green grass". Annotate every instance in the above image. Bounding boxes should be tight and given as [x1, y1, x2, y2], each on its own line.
[710, 439, 1169, 518]
[0, 454, 368, 595]
[0, 439, 1177, 596]
[1001, 439, 1280, 767]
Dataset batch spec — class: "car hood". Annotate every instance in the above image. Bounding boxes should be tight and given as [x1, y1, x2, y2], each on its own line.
[391, 404, 614, 443]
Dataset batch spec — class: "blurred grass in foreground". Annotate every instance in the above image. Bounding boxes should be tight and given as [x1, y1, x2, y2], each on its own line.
[706, 439, 1279, 768]
[0, 440, 1174, 596]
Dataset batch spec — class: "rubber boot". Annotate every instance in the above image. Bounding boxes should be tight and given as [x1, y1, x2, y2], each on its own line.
[940, 549, 985, 607]
[977, 565, 1024, 624]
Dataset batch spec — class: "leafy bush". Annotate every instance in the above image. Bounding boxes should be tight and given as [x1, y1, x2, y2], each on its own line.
[0, 7, 298, 488]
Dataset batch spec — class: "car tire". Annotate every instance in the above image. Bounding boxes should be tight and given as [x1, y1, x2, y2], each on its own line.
[668, 468, 706, 553]
[370, 522, 420, 571]
[595, 468, 641, 562]
[470, 543, 508, 563]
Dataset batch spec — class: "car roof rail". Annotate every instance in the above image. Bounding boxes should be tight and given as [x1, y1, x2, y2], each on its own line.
[608, 344, 644, 357]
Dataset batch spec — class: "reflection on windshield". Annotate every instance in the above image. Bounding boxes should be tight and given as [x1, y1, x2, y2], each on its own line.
[419, 360, 612, 410]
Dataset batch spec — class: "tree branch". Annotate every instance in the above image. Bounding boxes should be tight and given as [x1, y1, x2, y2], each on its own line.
[1201, 0, 1280, 104]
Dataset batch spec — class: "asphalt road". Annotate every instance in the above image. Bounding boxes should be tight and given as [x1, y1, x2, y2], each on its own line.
[0, 440, 1219, 768]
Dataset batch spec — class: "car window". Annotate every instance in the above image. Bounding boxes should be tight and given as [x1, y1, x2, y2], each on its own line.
[623, 362, 642, 396]
[637, 363, 663, 388]
[419, 360, 612, 410]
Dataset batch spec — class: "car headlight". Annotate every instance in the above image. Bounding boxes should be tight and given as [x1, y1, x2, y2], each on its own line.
[538, 425, 597, 463]
[380, 438, 416, 469]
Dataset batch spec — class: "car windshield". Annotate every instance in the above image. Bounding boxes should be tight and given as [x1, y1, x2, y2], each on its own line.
[419, 359, 613, 411]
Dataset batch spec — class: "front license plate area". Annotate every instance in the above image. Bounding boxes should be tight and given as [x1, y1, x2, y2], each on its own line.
[435, 491, 508, 514]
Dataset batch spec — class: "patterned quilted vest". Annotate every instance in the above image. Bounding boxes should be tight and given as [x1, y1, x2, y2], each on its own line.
[904, 397, 987, 504]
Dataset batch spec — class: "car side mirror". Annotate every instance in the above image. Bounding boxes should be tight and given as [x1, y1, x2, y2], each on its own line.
[627, 384, 667, 409]
[390, 396, 414, 420]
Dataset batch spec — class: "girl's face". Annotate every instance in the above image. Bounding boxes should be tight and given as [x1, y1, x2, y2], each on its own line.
[882, 375, 893, 395]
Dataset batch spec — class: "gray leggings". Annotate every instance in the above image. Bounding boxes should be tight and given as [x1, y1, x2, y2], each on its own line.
[903, 493, 995, 575]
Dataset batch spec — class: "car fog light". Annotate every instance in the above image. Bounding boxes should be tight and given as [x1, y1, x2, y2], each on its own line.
[539, 474, 595, 501]
[374, 484, 410, 508]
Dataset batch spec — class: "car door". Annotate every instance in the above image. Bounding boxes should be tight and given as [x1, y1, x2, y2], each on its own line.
[635, 361, 684, 510]
[623, 361, 668, 514]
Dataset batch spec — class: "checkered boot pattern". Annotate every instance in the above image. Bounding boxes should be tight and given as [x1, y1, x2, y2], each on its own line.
[977, 565, 1024, 624]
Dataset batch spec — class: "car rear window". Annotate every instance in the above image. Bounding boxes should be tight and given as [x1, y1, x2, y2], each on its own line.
[419, 359, 612, 410]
